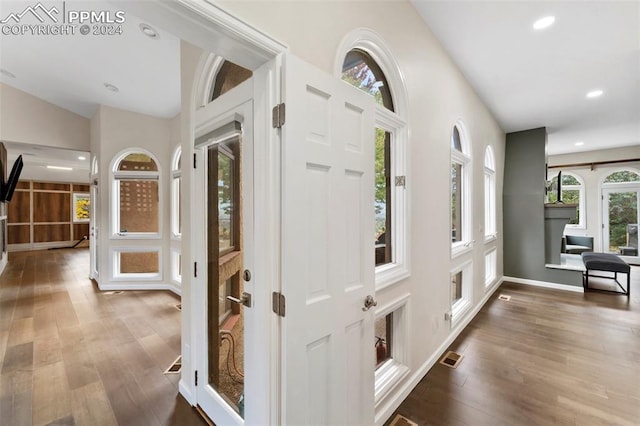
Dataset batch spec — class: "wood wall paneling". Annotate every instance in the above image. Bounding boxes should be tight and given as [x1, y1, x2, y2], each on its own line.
[8, 224, 31, 244]
[34, 224, 71, 243]
[7, 191, 30, 223]
[72, 184, 90, 192]
[33, 182, 70, 191]
[16, 181, 30, 190]
[33, 193, 70, 223]
[73, 224, 90, 240]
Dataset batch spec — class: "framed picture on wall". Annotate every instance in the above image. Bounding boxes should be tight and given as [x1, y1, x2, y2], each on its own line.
[73, 193, 90, 222]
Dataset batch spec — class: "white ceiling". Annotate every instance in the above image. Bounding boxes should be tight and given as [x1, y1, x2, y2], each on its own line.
[0, 0, 180, 119]
[411, 0, 640, 156]
[0, 1, 637, 157]
[3, 141, 90, 183]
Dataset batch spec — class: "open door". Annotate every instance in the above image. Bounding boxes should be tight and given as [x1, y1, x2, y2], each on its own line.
[279, 54, 377, 425]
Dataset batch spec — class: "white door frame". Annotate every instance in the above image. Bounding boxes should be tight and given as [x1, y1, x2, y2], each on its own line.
[602, 183, 640, 257]
[114, 1, 286, 424]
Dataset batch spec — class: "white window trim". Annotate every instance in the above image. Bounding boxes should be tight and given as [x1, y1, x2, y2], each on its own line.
[484, 247, 497, 289]
[484, 145, 497, 242]
[171, 146, 182, 240]
[110, 149, 162, 239]
[375, 107, 410, 290]
[450, 260, 473, 327]
[111, 246, 162, 281]
[170, 247, 182, 285]
[451, 122, 472, 259]
[374, 293, 411, 406]
[334, 29, 411, 291]
[561, 171, 586, 230]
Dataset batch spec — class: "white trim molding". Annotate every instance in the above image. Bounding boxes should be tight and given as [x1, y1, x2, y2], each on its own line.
[503, 276, 584, 293]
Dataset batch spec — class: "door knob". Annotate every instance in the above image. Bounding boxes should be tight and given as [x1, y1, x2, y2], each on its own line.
[227, 292, 252, 308]
[362, 295, 377, 312]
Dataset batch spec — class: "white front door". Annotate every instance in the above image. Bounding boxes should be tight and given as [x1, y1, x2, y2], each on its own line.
[194, 79, 260, 425]
[280, 54, 377, 425]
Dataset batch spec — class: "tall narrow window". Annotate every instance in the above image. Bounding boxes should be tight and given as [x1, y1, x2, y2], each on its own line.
[484, 146, 496, 240]
[451, 124, 471, 252]
[342, 48, 401, 272]
[602, 170, 640, 254]
[112, 151, 160, 236]
[171, 146, 182, 238]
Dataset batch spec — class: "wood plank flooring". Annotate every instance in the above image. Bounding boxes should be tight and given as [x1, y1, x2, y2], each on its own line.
[0, 249, 206, 426]
[390, 268, 640, 426]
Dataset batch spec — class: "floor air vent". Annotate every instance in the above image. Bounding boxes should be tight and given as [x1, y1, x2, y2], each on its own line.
[165, 356, 182, 374]
[439, 350, 464, 369]
[498, 294, 511, 301]
[389, 414, 418, 426]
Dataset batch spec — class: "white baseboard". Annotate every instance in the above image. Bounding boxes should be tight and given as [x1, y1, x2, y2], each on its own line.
[98, 282, 182, 296]
[503, 276, 584, 293]
[374, 278, 504, 426]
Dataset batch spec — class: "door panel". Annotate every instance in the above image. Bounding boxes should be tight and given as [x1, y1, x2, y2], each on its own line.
[281, 54, 376, 425]
[603, 188, 639, 253]
[194, 79, 254, 426]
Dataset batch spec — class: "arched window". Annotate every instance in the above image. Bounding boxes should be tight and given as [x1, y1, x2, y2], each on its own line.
[451, 122, 471, 251]
[171, 146, 182, 238]
[547, 172, 585, 227]
[339, 34, 408, 290]
[484, 146, 496, 239]
[210, 60, 252, 102]
[111, 150, 160, 236]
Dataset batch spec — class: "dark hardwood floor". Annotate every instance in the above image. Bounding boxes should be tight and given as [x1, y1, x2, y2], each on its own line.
[0, 248, 207, 426]
[390, 268, 640, 426]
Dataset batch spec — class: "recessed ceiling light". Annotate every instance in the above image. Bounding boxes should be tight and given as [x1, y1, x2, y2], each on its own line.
[533, 16, 555, 30]
[0, 69, 16, 78]
[47, 165, 73, 171]
[586, 89, 603, 99]
[139, 23, 159, 39]
[78, 156, 86, 160]
[104, 83, 119, 93]
[575, 141, 584, 146]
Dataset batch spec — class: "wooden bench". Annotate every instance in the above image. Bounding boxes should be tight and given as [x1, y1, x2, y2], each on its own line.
[581, 252, 630, 296]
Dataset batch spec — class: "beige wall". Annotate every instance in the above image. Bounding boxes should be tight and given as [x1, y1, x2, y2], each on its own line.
[0, 83, 90, 151]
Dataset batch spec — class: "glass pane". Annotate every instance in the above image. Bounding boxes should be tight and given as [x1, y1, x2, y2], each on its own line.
[604, 171, 640, 183]
[119, 251, 159, 274]
[219, 277, 232, 323]
[375, 313, 393, 368]
[452, 126, 462, 151]
[211, 60, 253, 102]
[375, 128, 392, 266]
[451, 271, 463, 306]
[73, 193, 90, 222]
[119, 180, 159, 233]
[562, 174, 579, 186]
[342, 49, 394, 111]
[608, 191, 638, 253]
[562, 189, 580, 224]
[218, 150, 234, 253]
[451, 162, 462, 243]
[118, 153, 158, 171]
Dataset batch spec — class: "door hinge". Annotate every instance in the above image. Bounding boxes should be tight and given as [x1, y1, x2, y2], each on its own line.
[272, 103, 286, 128]
[195, 370, 198, 386]
[395, 176, 406, 187]
[272, 292, 286, 317]
[193, 153, 197, 169]
[194, 262, 197, 278]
